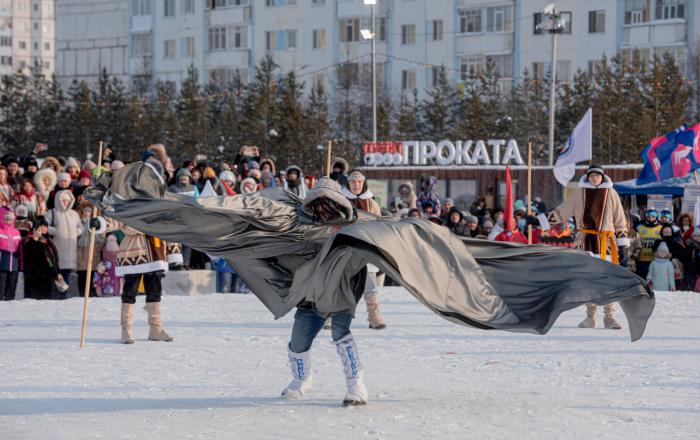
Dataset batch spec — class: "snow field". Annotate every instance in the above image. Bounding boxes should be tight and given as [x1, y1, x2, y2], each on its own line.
[0, 287, 698, 440]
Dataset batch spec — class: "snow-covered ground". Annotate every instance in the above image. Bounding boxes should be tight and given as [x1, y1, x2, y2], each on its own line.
[0, 288, 698, 440]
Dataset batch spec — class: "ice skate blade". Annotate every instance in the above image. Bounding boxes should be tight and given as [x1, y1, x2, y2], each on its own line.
[342, 399, 367, 407]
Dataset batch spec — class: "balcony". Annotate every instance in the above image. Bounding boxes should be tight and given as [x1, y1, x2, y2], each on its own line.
[131, 15, 152, 32]
[456, 32, 513, 55]
[207, 6, 251, 26]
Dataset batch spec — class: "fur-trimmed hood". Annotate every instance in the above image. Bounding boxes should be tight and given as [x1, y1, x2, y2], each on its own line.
[34, 168, 57, 198]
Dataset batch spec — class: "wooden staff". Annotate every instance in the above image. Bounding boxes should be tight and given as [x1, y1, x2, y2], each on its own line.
[527, 142, 533, 245]
[326, 140, 333, 177]
[80, 141, 104, 348]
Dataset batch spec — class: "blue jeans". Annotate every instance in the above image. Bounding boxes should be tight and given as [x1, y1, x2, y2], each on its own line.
[289, 308, 353, 353]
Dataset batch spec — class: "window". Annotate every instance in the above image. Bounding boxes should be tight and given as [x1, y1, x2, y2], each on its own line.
[487, 54, 513, 77]
[209, 27, 226, 51]
[133, 0, 151, 15]
[0, 56, 11, 66]
[460, 9, 481, 33]
[19, 60, 26, 69]
[19, 40, 26, 49]
[0, 36, 10, 46]
[265, 0, 295, 6]
[33, 22, 38, 30]
[33, 2, 37, 11]
[533, 12, 543, 34]
[265, 30, 295, 50]
[431, 66, 441, 86]
[337, 62, 359, 86]
[655, 46, 686, 71]
[34, 41, 38, 50]
[556, 60, 571, 82]
[183, 37, 195, 57]
[163, 39, 176, 58]
[44, 41, 49, 50]
[560, 11, 572, 33]
[378, 17, 387, 42]
[624, 0, 650, 24]
[431, 19, 443, 41]
[287, 30, 297, 49]
[656, 0, 685, 19]
[131, 33, 152, 56]
[460, 56, 483, 80]
[311, 0, 324, 4]
[487, 6, 512, 32]
[230, 25, 247, 48]
[587, 59, 606, 75]
[588, 10, 605, 33]
[401, 24, 415, 45]
[207, 0, 248, 8]
[532, 62, 545, 80]
[184, 0, 195, 14]
[312, 29, 326, 49]
[339, 18, 359, 42]
[164, 0, 176, 17]
[401, 69, 416, 90]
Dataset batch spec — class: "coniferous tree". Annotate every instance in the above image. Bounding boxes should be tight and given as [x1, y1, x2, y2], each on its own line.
[241, 54, 280, 158]
[177, 65, 209, 158]
[644, 53, 691, 136]
[276, 71, 306, 167]
[421, 66, 456, 139]
[148, 80, 178, 150]
[66, 80, 98, 158]
[394, 90, 421, 139]
[304, 79, 332, 173]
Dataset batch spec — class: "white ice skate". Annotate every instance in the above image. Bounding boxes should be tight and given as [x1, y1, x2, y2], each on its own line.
[281, 347, 313, 400]
[335, 334, 368, 406]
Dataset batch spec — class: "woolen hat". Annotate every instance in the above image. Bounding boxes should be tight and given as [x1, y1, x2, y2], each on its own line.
[347, 170, 366, 181]
[57, 172, 71, 182]
[586, 164, 605, 177]
[302, 176, 353, 219]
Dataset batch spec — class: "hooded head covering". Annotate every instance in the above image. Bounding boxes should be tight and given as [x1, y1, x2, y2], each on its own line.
[284, 165, 307, 198]
[54, 189, 76, 212]
[240, 177, 258, 194]
[110, 160, 125, 171]
[260, 158, 276, 174]
[41, 156, 62, 172]
[656, 241, 670, 258]
[302, 176, 353, 221]
[34, 168, 57, 198]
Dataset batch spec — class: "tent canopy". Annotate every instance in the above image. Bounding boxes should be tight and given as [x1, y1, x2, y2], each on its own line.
[614, 174, 695, 196]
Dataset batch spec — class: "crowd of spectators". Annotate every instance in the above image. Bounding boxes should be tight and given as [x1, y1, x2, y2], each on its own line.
[1, 143, 697, 301]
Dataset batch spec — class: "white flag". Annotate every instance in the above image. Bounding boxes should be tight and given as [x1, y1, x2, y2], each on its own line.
[553, 108, 593, 186]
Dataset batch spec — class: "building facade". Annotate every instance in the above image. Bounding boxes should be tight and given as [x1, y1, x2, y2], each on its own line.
[54, 0, 700, 94]
[0, 0, 55, 78]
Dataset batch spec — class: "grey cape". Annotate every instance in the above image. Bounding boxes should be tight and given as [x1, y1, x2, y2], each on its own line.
[86, 162, 654, 341]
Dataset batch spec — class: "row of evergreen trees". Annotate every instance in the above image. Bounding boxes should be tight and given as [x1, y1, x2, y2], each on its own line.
[0, 51, 697, 171]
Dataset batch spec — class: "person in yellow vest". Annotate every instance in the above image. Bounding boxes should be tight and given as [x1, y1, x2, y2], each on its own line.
[550, 164, 628, 330]
[636, 209, 663, 279]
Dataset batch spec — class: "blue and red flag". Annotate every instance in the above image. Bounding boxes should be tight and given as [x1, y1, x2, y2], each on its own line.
[636, 122, 700, 185]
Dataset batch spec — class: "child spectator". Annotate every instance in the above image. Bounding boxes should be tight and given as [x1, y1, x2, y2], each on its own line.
[0, 207, 21, 300]
[647, 242, 676, 291]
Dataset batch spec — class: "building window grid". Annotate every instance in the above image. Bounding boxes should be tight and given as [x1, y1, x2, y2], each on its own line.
[431, 19, 443, 41]
[656, 0, 685, 19]
[401, 24, 415, 45]
[163, 39, 176, 59]
[312, 29, 326, 49]
[184, 0, 195, 14]
[131, 33, 152, 56]
[339, 18, 360, 43]
[460, 9, 482, 33]
[401, 69, 416, 91]
[164, 0, 176, 17]
[132, 0, 151, 16]
[589, 10, 605, 33]
[624, 0, 650, 24]
[209, 27, 226, 51]
[460, 56, 483, 81]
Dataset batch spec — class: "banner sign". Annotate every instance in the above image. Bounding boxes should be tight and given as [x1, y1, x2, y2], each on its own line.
[363, 140, 525, 167]
[647, 194, 674, 216]
[681, 184, 700, 214]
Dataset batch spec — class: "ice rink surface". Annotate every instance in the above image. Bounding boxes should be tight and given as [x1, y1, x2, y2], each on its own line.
[1, 287, 698, 440]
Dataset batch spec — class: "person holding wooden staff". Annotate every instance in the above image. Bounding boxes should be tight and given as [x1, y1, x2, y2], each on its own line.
[550, 164, 629, 330]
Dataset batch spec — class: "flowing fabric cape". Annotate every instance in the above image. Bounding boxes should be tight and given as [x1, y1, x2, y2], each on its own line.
[85, 162, 654, 341]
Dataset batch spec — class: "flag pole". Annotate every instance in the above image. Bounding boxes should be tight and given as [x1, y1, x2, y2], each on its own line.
[326, 140, 333, 177]
[79, 141, 104, 348]
[527, 142, 533, 245]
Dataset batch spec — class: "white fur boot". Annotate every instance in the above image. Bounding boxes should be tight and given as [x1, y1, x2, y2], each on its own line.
[335, 334, 368, 406]
[281, 347, 313, 400]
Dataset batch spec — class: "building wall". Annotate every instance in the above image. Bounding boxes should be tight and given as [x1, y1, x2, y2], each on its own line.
[56, 0, 128, 87]
[54, 0, 699, 95]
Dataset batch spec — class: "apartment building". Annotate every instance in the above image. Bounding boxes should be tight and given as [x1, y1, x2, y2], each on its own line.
[54, 0, 700, 95]
[0, 0, 55, 77]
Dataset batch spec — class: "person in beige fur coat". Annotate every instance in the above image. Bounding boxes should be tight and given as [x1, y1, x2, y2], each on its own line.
[550, 164, 629, 330]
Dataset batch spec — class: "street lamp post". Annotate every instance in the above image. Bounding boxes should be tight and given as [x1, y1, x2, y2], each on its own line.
[540, 4, 565, 166]
[362, 0, 378, 145]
